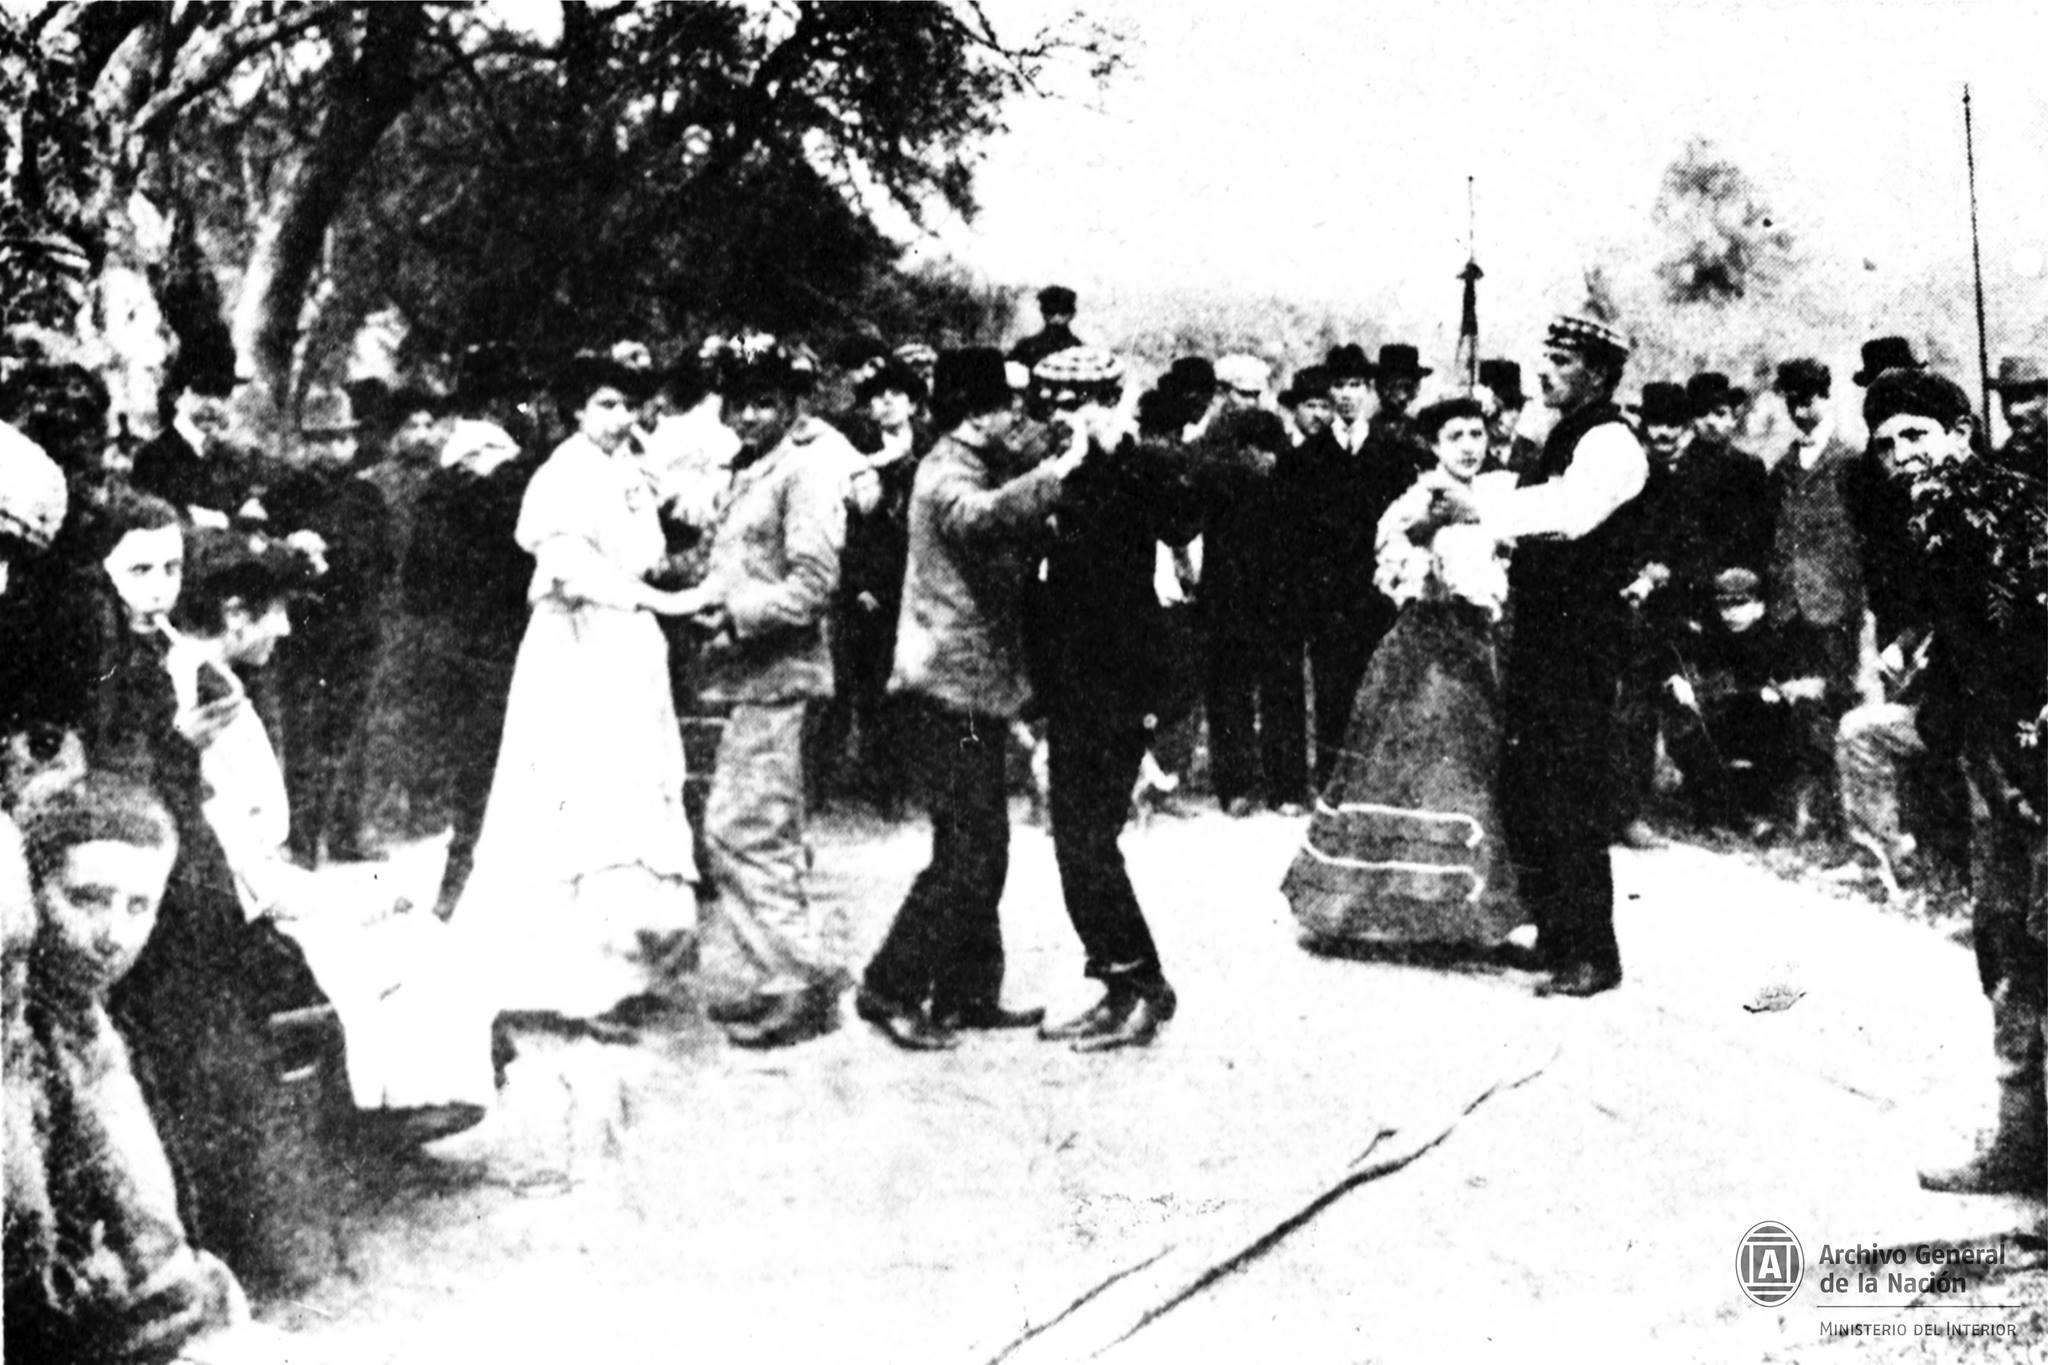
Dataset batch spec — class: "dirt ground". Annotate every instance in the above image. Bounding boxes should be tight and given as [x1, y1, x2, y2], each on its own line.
[255, 804, 2045, 1364]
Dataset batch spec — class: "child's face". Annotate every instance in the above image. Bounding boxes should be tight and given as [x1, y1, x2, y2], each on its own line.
[1433, 416, 1490, 481]
[102, 524, 184, 631]
[40, 839, 175, 988]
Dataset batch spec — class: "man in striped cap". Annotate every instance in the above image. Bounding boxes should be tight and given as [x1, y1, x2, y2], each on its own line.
[1028, 345, 1200, 1049]
[1463, 312, 1648, 997]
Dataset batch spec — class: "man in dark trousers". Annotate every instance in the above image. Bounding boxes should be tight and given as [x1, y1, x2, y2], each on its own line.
[1029, 346, 1201, 1050]
[1466, 314, 1648, 997]
[1008, 285, 1085, 372]
[1300, 343, 1409, 790]
[1194, 354, 1307, 816]
[262, 388, 396, 864]
[855, 349, 1075, 1051]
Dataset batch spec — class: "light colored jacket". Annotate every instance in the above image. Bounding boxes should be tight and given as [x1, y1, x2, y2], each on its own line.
[695, 416, 862, 704]
[890, 417, 1066, 718]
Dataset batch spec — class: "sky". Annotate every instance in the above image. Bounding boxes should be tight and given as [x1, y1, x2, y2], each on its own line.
[915, 0, 2048, 360]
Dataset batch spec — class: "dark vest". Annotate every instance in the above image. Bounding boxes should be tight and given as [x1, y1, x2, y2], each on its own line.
[1507, 400, 1643, 652]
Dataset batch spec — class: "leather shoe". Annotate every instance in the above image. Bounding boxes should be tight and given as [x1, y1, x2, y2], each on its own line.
[936, 1002, 1045, 1031]
[726, 983, 835, 1050]
[1534, 962, 1623, 998]
[855, 988, 958, 1052]
[1041, 983, 1177, 1052]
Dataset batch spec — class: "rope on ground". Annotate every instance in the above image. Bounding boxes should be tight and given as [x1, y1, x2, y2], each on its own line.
[978, 1042, 1560, 1365]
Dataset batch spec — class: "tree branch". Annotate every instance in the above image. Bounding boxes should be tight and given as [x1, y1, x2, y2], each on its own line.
[131, 1, 351, 140]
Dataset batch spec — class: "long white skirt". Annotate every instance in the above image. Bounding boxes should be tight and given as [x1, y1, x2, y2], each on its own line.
[455, 598, 697, 1017]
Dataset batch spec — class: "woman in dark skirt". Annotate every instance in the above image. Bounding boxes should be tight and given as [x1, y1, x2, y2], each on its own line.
[1284, 397, 1522, 950]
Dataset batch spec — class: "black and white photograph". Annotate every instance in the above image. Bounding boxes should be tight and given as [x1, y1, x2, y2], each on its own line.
[1, 1, 2044, 1360]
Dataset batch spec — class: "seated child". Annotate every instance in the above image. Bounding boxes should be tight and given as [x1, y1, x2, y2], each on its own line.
[1661, 568, 1832, 835]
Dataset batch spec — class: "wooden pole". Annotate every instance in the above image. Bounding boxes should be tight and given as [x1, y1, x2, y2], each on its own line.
[1964, 86, 1993, 431]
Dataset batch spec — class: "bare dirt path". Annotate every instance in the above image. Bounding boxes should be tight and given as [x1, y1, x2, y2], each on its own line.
[262, 809, 2043, 1364]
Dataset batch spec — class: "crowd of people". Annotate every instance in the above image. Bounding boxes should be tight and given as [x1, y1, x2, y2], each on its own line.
[1, 278, 2042, 1358]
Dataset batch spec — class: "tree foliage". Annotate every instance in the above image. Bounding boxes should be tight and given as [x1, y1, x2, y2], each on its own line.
[8, 2, 1120, 413]
[1652, 136, 1797, 306]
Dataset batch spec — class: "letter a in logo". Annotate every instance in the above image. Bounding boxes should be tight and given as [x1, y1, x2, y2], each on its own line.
[1737, 1221, 1805, 1306]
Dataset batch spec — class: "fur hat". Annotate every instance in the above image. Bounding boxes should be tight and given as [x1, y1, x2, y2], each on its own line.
[1774, 358, 1831, 402]
[856, 357, 929, 406]
[1863, 368, 1971, 434]
[701, 332, 815, 400]
[1852, 336, 1924, 386]
[1165, 356, 1216, 398]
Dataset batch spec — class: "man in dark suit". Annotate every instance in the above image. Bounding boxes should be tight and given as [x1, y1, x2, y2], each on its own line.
[1478, 358, 1541, 475]
[1367, 343, 1434, 475]
[1008, 285, 1085, 372]
[1299, 343, 1409, 790]
[130, 360, 241, 524]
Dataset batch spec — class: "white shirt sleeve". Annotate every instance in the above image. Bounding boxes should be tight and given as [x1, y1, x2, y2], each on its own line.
[1475, 422, 1647, 541]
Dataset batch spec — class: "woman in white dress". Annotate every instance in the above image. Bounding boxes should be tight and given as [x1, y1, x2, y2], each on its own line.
[456, 357, 699, 1024]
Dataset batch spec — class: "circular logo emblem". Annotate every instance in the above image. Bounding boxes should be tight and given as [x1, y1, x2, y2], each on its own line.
[1737, 1221, 1805, 1306]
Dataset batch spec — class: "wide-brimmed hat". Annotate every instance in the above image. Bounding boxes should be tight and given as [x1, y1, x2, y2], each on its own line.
[1991, 355, 2048, 394]
[1544, 314, 1631, 364]
[1036, 284, 1078, 314]
[931, 348, 1009, 414]
[1279, 365, 1331, 406]
[1477, 358, 1526, 406]
[1373, 343, 1432, 381]
[297, 386, 360, 436]
[1852, 336, 1924, 387]
[1686, 372, 1749, 414]
[1637, 382, 1692, 428]
[1322, 344, 1374, 381]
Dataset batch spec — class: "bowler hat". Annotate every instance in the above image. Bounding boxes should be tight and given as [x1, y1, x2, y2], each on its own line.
[297, 386, 360, 435]
[1852, 336, 1924, 387]
[1374, 344, 1432, 380]
[1323, 344, 1374, 381]
[1638, 382, 1691, 428]
[1037, 285, 1078, 314]
[1685, 372, 1749, 414]
[1774, 358, 1831, 401]
[932, 348, 1011, 415]
[1279, 366, 1331, 407]
[1477, 358, 1526, 406]
[1991, 355, 2048, 394]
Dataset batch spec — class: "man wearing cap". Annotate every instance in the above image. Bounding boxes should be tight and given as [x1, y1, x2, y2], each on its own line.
[1848, 368, 2046, 1197]
[671, 335, 864, 1047]
[1367, 342, 1434, 476]
[1029, 345, 1201, 1050]
[1462, 313, 1648, 997]
[1765, 358, 1864, 834]
[1298, 342, 1408, 789]
[262, 387, 396, 865]
[1991, 355, 2047, 482]
[855, 348, 1080, 1050]
[1193, 355, 1309, 816]
[1009, 285, 1085, 372]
